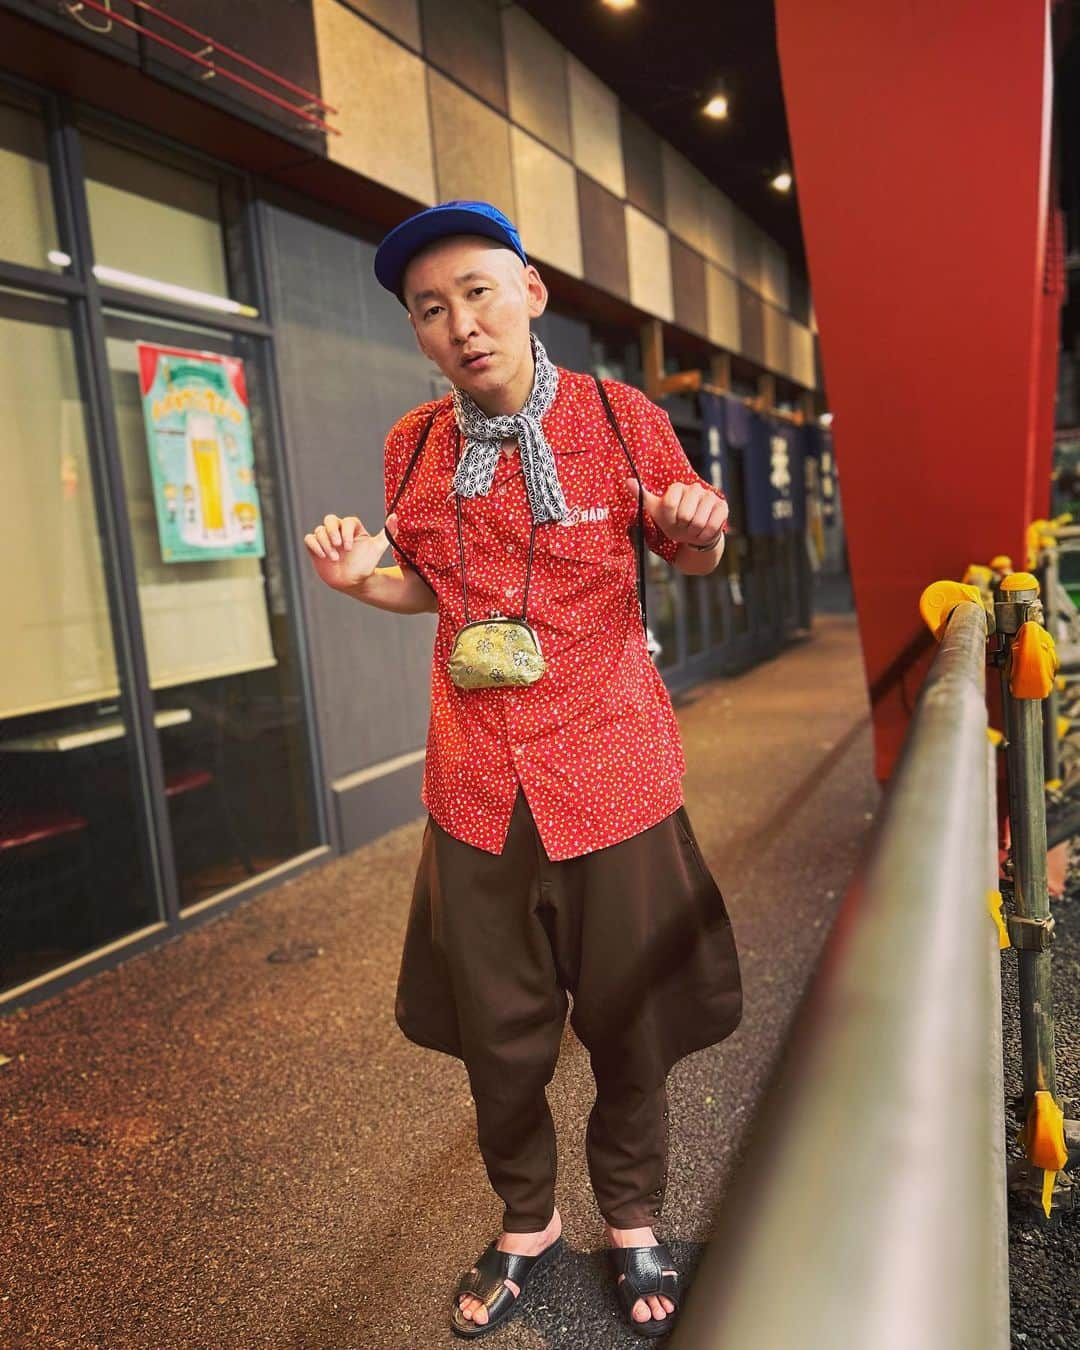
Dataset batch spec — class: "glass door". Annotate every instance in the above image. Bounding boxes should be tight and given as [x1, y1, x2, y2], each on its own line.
[103, 309, 319, 911]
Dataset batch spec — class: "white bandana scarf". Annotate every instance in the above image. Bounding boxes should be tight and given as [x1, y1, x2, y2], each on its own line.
[451, 333, 569, 525]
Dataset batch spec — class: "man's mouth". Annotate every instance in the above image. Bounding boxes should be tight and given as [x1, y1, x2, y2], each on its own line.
[462, 352, 492, 368]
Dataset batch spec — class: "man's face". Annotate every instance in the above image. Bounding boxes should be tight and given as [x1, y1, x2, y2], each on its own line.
[403, 236, 548, 410]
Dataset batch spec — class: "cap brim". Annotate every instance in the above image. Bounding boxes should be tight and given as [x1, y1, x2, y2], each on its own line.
[374, 209, 526, 301]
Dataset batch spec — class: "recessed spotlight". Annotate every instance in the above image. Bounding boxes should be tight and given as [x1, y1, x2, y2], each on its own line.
[770, 170, 793, 193]
[601, 0, 636, 10]
[703, 94, 729, 120]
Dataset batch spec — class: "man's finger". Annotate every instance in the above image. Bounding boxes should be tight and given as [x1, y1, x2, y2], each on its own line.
[340, 515, 361, 549]
[689, 490, 715, 534]
[304, 532, 326, 560]
[624, 477, 663, 517]
[323, 513, 342, 546]
[665, 481, 690, 529]
[314, 525, 339, 561]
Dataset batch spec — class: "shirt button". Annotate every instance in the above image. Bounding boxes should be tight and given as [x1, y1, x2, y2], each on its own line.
[505, 586, 515, 598]
[506, 543, 516, 555]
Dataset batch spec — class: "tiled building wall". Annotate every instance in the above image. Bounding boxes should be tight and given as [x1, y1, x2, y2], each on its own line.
[311, 0, 817, 389]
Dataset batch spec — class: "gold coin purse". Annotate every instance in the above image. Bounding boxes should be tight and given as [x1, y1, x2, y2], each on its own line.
[447, 616, 547, 689]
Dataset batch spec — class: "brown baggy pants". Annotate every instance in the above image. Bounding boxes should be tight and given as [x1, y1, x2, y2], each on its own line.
[395, 786, 742, 1232]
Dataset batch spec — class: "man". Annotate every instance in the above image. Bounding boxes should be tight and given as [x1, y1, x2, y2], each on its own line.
[304, 201, 742, 1340]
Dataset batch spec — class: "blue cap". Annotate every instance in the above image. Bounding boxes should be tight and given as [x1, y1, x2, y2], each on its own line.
[374, 200, 528, 304]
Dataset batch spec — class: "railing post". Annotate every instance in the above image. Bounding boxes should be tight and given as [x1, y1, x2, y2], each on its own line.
[1037, 543, 1062, 788]
[993, 572, 1075, 1217]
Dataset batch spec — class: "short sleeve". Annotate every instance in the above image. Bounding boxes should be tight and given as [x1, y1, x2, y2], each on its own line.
[603, 381, 727, 563]
[383, 403, 440, 572]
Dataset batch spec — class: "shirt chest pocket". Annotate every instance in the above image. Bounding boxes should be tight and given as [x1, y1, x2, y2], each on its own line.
[540, 522, 618, 566]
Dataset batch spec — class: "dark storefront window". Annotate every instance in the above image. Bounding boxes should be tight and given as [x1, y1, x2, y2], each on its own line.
[685, 576, 706, 657]
[649, 552, 679, 670]
[0, 89, 321, 1001]
[0, 288, 160, 990]
[707, 567, 729, 651]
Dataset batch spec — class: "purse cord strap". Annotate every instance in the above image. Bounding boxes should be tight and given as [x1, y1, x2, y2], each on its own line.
[593, 376, 648, 634]
[381, 410, 439, 596]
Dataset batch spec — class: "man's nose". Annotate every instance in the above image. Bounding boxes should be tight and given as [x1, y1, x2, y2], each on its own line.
[448, 305, 478, 344]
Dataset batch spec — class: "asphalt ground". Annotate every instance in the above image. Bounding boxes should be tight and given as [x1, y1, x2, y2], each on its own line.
[0, 613, 880, 1348]
[1004, 856, 1080, 1350]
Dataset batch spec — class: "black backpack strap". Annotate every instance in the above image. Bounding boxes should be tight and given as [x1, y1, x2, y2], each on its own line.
[382, 409, 439, 595]
[594, 376, 648, 634]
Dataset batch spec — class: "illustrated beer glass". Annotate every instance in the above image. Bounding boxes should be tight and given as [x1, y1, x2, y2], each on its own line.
[187, 411, 226, 542]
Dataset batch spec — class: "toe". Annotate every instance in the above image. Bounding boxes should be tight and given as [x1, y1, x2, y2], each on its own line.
[632, 1298, 652, 1322]
[458, 1294, 484, 1323]
[647, 1295, 667, 1319]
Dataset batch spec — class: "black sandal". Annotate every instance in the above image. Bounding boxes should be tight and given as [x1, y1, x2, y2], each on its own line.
[450, 1235, 564, 1339]
[608, 1242, 681, 1338]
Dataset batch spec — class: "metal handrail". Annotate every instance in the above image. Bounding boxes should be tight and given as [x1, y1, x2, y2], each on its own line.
[65, 0, 340, 135]
[673, 601, 1009, 1349]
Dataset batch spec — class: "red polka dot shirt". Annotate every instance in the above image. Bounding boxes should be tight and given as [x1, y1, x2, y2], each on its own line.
[383, 369, 726, 861]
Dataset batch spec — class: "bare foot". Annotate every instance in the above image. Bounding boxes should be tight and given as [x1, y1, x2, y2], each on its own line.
[605, 1222, 677, 1325]
[457, 1207, 562, 1326]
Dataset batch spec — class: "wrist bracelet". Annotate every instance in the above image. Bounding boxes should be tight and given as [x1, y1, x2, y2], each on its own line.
[689, 530, 725, 551]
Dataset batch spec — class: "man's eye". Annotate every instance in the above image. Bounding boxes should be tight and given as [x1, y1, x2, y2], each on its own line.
[470, 287, 488, 298]
[423, 306, 442, 320]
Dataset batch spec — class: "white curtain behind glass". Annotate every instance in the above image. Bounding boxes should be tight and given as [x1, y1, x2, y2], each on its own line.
[0, 311, 119, 717]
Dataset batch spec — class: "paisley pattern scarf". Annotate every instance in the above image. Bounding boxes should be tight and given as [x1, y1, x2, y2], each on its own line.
[451, 333, 569, 525]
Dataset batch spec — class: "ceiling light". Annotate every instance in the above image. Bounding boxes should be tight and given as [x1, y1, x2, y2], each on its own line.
[770, 169, 793, 193]
[601, 0, 636, 10]
[703, 94, 729, 120]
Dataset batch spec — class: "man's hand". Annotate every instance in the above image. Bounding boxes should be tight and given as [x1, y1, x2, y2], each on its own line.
[624, 478, 728, 547]
[304, 511, 399, 591]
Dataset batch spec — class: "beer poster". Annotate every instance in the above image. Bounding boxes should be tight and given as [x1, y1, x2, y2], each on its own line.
[137, 342, 265, 563]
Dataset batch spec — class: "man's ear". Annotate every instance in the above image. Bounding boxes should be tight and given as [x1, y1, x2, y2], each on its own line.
[524, 265, 548, 320]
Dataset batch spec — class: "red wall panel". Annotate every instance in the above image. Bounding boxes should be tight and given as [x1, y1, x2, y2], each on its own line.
[775, 0, 1057, 778]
